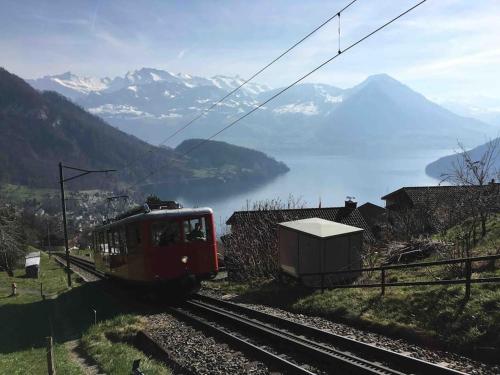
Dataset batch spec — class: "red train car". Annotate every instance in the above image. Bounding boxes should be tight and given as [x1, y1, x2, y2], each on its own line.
[92, 202, 218, 292]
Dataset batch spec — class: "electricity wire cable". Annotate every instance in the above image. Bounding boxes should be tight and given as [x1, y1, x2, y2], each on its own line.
[128, 0, 428, 190]
[117, 0, 359, 176]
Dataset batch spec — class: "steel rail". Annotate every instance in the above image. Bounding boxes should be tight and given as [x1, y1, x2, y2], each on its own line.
[193, 294, 468, 375]
[169, 306, 316, 375]
[54, 253, 105, 278]
[183, 299, 406, 375]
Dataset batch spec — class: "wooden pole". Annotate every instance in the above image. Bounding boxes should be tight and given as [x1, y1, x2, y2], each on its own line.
[59, 162, 72, 287]
[381, 269, 386, 296]
[465, 258, 472, 300]
[46, 336, 56, 375]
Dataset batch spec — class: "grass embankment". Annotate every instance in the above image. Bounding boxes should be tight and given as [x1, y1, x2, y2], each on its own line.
[206, 215, 500, 356]
[0, 251, 170, 374]
[0, 251, 84, 374]
[81, 315, 169, 374]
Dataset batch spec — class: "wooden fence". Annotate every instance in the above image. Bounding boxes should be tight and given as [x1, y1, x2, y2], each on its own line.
[298, 254, 500, 299]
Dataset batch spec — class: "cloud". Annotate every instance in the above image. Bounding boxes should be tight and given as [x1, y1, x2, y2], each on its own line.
[177, 49, 187, 59]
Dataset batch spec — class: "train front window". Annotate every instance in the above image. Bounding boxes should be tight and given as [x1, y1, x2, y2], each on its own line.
[183, 217, 208, 242]
[151, 221, 180, 247]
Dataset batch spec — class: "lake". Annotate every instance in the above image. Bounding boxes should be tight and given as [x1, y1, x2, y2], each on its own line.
[171, 150, 449, 234]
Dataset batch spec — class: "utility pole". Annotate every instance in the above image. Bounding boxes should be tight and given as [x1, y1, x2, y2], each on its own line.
[106, 195, 129, 221]
[47, 220, 52, 258]
[59, 162, 116, 287]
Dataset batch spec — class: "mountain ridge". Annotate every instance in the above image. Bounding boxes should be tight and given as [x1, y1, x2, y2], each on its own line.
[28, 68, 499, 155]
[0, 67, 288, 194]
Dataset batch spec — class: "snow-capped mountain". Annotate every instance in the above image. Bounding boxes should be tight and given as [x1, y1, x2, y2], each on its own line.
[28, 69, 498, 155]
[28, 72, 111, 99]
[28, 68, 269, 101]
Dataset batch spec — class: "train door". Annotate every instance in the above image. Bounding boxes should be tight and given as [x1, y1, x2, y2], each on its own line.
[126, 223, 145, 281]
[149, 219, 183, 280]
[181, 216, 214, 274]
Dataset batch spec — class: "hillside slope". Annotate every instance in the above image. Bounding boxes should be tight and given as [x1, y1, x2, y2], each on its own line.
[0, 68, 288, 192]
[426, 138, 500, 179]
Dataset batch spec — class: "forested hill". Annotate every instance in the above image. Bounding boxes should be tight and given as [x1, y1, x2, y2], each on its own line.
[176, 139, 289, 178]
[0, 67, 288, 191]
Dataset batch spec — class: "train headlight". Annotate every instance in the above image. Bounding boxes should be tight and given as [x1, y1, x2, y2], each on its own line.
[181, 256, 189, 264]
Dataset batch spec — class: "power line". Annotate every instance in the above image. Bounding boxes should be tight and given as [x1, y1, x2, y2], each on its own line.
[128, 0, 428, 190]
[117, 0, 359, 176]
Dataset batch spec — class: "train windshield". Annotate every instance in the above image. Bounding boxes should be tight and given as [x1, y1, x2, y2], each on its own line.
[151, 222, 180, 247]
[183, 217, 209, 242]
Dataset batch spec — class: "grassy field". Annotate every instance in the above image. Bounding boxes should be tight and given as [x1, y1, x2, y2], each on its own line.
[0, 251, 170, 374]
[205, 215, 500, 356]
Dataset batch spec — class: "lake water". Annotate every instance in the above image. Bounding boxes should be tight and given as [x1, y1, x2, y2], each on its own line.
[173, 150, 448, 234]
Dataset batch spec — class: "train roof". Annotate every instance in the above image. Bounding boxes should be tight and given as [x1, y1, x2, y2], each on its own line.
[95, 207, 213, 230]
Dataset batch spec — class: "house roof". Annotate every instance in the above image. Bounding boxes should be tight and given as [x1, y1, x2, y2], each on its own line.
[226, 206, 375, 242]
[381, 184, 500, 205]
[357, 202, 386, 226]
[279, 218, 363, 239]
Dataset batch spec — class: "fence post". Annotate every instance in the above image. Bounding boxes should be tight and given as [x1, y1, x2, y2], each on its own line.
[321, 273, 325, 294]
[465, 258, 471, 300]
[46, 336, 56, 375]
[381, 269, 386, 296]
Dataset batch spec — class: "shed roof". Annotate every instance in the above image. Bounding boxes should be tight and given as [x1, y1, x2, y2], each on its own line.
[279, 218, 364, 239]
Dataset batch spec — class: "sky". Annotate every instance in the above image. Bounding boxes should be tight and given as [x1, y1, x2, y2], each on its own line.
[2, 0, 500, 110]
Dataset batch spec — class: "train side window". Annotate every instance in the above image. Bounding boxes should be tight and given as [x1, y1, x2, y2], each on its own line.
[118, 227, 127, 255]
[184, 217, 208, 242]
[109, 231, 116, 254]
[126, 224, 141, 254]
[151, 221, 180, 247]
[100, 232, 107, 254]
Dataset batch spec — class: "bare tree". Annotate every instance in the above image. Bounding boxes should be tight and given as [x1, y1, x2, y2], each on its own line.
[223, 196, 305, 280]
[0, 203, 27, 274]
[441, 138, 500, 238]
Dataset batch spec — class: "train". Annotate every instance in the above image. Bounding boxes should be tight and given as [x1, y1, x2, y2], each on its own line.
[91, 200, 218, 293]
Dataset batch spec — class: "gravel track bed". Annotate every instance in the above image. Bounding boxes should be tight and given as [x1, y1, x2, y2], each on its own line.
[200, 289, 499, 375]
[147, 313, 270, 375]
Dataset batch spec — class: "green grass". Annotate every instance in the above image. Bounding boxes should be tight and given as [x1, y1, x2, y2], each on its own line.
[0, 248, 82, 297]
[0, 252, 84, 374]
[0, 251, 170, 374]
[434, 213, 500, 255]
[81, 315, 170, 375]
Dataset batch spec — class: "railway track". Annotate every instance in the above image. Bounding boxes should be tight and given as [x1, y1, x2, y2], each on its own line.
[174, 294, 468, 375]
[59, 254, 468, 374]
[54, 253, 105, 278]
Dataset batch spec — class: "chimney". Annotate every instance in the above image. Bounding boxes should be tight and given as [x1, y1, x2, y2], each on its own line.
[345, 196, 357, 209]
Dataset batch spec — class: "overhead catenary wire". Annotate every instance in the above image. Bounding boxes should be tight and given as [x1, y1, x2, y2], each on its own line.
[128, 0, 428, 191]
[117, 0, 359, 176]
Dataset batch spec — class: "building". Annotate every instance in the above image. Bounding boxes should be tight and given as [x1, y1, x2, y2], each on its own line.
[226, 205, 375, 242]
[381, 183, 500, 234]
[381, 183, 500, 211]
[223, 203, 375, 280]
[278, 218, 363, 286]
[357, 202, 386, 240]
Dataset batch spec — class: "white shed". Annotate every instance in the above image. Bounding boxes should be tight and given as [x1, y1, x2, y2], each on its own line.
[25, 251, 41, 278]
[278, 218, 363, 286]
